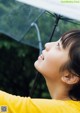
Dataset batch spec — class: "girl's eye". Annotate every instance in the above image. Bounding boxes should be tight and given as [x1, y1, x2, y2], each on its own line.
[57, 42, 59, 47]
[56, 42, 60, 49]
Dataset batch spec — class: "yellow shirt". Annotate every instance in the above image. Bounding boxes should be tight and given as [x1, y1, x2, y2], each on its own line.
[0, 90, 80, 113]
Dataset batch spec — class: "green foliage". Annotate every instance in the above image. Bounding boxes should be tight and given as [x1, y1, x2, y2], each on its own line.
[0, 34, 50, 98]
[0, 35, 26, 95]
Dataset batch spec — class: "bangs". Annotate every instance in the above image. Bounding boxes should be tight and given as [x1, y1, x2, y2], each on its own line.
[61, 30, 80, 49]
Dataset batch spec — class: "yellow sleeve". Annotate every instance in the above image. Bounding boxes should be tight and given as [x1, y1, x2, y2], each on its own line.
[0, 90, 28, 113]
[0, 90, 61, 113]
[0, 90, 80, 113]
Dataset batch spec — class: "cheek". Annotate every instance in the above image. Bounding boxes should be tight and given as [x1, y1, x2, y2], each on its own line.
[44, 55, 60, 74]
[45, 52, 62, 68]
[42, 53, 68, 78]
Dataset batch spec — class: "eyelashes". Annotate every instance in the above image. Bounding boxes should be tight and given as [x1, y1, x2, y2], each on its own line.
[57, 42, 59, 46]
[56, 42, 61, 49]
[56, 42, 60, 47]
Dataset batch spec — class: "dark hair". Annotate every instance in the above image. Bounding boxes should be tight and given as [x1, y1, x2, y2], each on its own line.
[60, 30, 80, 100]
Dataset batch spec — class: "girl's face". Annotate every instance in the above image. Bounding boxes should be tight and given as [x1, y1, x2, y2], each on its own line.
[34, 39, 69, 82]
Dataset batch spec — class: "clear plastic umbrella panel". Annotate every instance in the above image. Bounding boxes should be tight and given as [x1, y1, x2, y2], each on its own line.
[0, 0, 80, 50]
[16, 0, 80, 21]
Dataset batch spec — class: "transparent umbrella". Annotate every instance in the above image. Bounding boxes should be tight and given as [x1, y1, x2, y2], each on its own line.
[0, 0, 80, 49]
[0, 0, 56, 49]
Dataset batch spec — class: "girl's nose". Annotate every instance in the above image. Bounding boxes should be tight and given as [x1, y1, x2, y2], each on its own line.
[44, 43, 51, 51]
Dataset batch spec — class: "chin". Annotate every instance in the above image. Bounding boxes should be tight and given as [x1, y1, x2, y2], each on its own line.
[34, 60, 43, 74]
[34, 60, 39, 71]
[34, 61, 37, 68]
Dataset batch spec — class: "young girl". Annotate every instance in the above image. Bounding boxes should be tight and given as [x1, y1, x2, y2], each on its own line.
[0, 30, 80, 113]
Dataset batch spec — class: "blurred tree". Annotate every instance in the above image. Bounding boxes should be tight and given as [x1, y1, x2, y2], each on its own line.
[0, 34, 37, 96]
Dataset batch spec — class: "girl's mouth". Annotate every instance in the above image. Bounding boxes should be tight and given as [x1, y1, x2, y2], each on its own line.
[38, 54, 44, 60]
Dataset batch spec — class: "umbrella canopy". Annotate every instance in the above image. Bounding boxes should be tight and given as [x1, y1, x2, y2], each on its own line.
[16, 0, 80, 21]
[0, 0, 80, 49]
[0, 0, 46, 48]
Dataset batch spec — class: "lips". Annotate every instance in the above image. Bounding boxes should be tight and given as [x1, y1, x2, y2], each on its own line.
[38, 54, 44, 60]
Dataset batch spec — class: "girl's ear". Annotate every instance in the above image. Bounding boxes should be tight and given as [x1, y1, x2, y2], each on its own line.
[61, 71, 80, 85]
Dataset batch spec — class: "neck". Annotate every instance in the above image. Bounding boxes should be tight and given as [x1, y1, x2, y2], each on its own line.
[46, 79, 71, 100]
